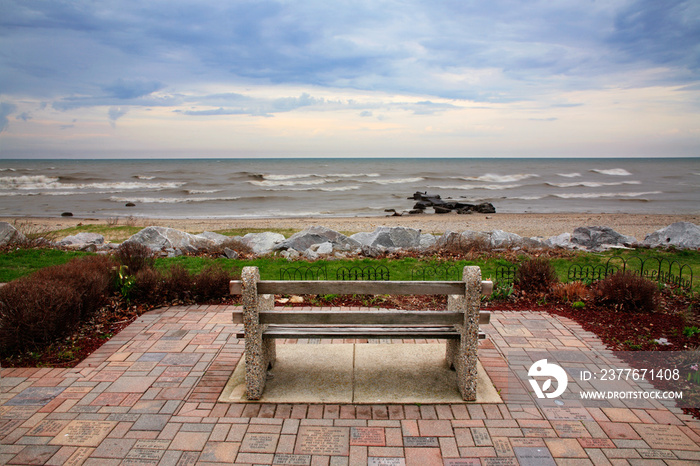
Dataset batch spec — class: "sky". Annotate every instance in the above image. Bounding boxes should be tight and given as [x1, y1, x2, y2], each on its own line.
[0, 0, 699, 159]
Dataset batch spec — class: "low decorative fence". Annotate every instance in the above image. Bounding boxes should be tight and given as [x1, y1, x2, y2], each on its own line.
[494, 256, 693, 291]
[279, 265, 390, 281]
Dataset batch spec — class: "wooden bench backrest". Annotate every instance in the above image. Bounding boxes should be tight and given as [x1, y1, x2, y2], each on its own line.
[230, 279, 493, 297]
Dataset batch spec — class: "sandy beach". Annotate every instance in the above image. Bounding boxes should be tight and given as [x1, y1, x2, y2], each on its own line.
[3, 212, 698, 242]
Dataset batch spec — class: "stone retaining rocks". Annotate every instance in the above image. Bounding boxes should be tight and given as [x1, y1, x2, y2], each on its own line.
[124, 226, 215, 253]
[643, 222, 700, 249]
[350, 226, 422, 250]
[275, 226, 361, 253]
[58, 232, 105, 246]
[239, 232, 285, 255]
[76, 221, 698, 258]
[571, 226, 636, 251]
[0, 222, 26, 246]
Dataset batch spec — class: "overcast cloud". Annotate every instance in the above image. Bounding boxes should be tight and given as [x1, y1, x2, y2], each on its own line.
[0, 0, 698, 157]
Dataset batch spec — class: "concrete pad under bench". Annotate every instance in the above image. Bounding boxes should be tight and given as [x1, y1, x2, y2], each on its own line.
[218, 343, 501, 404]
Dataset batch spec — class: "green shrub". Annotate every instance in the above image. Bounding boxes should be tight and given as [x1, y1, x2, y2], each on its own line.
[590, 271, 660, 313]
[514, 257, 558, 294]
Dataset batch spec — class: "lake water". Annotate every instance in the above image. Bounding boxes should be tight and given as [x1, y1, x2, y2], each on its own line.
[1, 157, 698, 219]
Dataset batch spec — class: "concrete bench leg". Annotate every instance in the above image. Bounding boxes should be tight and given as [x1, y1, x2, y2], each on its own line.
[446, 266, 481, 401]
[242, 267, 275, 400]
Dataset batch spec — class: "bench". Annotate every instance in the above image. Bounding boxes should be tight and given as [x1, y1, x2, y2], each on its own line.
[230, 266, 492, 401]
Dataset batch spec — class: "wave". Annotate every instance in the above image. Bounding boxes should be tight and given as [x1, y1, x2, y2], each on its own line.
[546, 181, 641, 188]
[250, 179, 328, 187]
[134, 175, 156, 180]
[363, 177, 424, 185]
[429, 184, 523, 190]
[552, 191, 661, 199]
[459, 173, 539, 183]
[261, 185, 361, 192]
[1, 175, 184, 191]
[557, 172, 581, 178]
[109, 196, 240, 204]
[0, 168, 16, 172]
[185, 189, 221, 194]
[0, 175, 61, 189]
[590, 168, 632, 176]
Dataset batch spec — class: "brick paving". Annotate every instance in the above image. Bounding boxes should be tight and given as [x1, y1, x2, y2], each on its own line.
[1, 305, 699, 465]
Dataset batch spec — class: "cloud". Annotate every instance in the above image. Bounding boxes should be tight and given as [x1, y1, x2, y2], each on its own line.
[108, 106, 128, 126]
[608, 0, 700, 74]
[16, 111, 32, 121]
[102, 79, 164, 99]
[0, 102, 17, 133]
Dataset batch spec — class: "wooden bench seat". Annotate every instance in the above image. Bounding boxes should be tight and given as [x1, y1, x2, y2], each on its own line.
[233, 310, 491, 340]
[230, 266, 491, 401]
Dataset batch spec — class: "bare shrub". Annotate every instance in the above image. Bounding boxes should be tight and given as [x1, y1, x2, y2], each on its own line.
[208, 238, 254, 256]
[552, 281, 588, 303]
[515, 257, 559, 294]
[0, 279, 81, 353]
[440, 233, 491, 257]
[115, 242, 155, 274]
[12, 220, 58, 247]
[132, 267, 166, 306]
[32, 255, 115, 321]
[590, 271, 660, 313]
[193, 265, 239, 301]
[164, 265, 194, 301]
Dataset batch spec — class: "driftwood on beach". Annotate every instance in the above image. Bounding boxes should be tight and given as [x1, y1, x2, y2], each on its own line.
[408, 192, 496, 215]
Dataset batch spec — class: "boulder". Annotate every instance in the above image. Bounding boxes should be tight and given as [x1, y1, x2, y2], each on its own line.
[350, 227, 422, 249]
[643, 222, 700, 250]
[436, 229, 544, 250]
[124, 226, 215, 253]
[240, 232, 285, 255]
[0, 222, 26, 246]
[544, 232, 573, 249]
[313, 242, 334, 255]
[419, 233, 437, 249]
[195, 231, 231, 246]
[571, 226, 636, 251]
[223, 248, 239, 259]
[59, 232, 105, 246]
[275, 226, 361, 253]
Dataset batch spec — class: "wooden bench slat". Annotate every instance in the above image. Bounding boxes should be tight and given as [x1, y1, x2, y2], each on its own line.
[231, 309, 491, 325]
[230, 280, 493, 296]
[235, 326, 487, 340]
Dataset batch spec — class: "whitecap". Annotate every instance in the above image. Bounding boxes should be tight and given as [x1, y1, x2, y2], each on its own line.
[264, 174, 315, 181]
[428, 184, 522, 190]
[186, 189, 221, 194]
[134, 175, 156, 180]
[109, 196, 240, 204]
[459, 173, 539, 183]
[0, 175, 61, 189]
[553, 191, 661, 199]
[590, 168, 632, 176]
[250, 179, 328, 187]
[546, 181, 641, 188]
[364, 177, 425, 185]
[557, 172, 581, 178]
